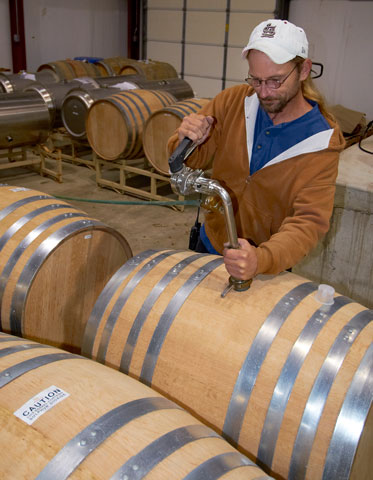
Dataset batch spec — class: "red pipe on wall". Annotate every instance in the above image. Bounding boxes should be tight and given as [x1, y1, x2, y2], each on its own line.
[8, 0, 27, 72]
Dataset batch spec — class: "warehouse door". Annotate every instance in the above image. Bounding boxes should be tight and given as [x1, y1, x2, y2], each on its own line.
[143, 0, 284, 98]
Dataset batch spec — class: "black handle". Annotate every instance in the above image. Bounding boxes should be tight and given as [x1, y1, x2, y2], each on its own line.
[168, 137, 194, 174]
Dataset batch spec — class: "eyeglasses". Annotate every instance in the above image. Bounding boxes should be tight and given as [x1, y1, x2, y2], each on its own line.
[245, 64, 298, 90]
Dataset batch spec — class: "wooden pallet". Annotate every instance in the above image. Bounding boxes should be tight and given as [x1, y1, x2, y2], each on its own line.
[41, 131, 95, 170]
[94, 153, 185, 211]
[0, 133, 89, 184]
[0, 147, 41, 173]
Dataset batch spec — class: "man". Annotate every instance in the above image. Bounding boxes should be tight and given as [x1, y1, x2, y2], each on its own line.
[168, 19, 345, 281]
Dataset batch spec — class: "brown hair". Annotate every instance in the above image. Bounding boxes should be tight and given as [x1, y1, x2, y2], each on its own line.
[293, 56, 335, 123]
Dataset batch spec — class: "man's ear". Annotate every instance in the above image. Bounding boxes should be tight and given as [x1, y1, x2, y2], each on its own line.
[300, 58, 312, 81]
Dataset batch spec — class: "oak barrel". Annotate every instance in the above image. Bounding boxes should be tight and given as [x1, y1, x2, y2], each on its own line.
[0, 185, 132, 352]
[37, 60, 77, 81]
[82, 249, 373, 480]
[143, 98, 210, 175]
[119, 59, 179, 80]
[64, 59, 102, 78]
[0, 333, 272, 479]
[37, 59, 103, 81]
[86, 89, 176, 160]
[94, 56, 139, 76]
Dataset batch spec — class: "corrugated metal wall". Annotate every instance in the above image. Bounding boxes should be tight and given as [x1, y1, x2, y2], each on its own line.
[144, 0, 280, 98]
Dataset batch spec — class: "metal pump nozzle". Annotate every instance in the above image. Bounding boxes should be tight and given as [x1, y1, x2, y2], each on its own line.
[168, 139, 252, 296]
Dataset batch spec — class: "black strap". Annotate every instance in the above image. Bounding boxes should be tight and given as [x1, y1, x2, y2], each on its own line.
[188, 196, 202, 250]
[358, 120, 373, 154]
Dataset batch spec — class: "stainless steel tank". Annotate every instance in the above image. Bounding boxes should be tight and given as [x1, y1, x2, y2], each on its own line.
[0, 70, 59, 93]
[61, 87, 120, 139]
[95, 75, 194, 101]
[0, 87, 54, 149]
[26, 77, 100, 128]
[0, 77, 101, 149]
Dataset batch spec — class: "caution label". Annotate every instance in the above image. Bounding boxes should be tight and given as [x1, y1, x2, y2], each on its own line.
[14, 386, 70, 425]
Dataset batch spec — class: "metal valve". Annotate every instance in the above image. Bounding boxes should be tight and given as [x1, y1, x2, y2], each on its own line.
[169, 138, 252, 297]
[221, 275, 252, 298]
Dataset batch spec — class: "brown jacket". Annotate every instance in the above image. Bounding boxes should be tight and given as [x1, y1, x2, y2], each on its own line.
[168, 85, 345, 274]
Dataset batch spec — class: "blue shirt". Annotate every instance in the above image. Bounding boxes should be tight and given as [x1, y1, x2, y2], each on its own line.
[250, 101, 330, 175]
[200, 224, 219, 254]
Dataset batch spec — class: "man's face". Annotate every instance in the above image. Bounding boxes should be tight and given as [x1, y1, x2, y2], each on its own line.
[247, 50, 302, 114]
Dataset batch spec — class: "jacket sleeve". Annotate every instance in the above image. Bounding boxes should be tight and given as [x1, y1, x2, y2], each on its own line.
[255, 152, 339, 275]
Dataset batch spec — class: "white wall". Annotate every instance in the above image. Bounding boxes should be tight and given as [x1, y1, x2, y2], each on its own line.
[146, 0, 277, 98]
[0, 0, 12, 71]
[1, 0, 128, 73]
[289, 0, 373, 122]
[24, 0, 128, 71]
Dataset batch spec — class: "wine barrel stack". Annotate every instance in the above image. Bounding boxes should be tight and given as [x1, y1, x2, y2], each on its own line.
[0, 56, 202, 165]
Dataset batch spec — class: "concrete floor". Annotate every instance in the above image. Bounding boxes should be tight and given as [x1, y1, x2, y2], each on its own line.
[0, 157, 199, 257]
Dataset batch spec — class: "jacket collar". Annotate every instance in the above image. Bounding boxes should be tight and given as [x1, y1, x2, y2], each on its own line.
[244, 93, 335, 168]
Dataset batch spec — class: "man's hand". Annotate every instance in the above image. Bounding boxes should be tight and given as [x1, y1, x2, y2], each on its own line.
[178, 113, 214, 145]
[223, 238, 258, 280]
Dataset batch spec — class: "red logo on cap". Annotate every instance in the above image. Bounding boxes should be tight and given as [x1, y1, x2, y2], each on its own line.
[261, 23, 276, 38]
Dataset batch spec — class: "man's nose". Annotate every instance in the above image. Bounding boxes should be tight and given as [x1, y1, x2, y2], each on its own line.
[257, 82, 272, 97]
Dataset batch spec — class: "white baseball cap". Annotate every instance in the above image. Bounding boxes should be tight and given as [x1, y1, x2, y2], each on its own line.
[241, 19, 309, 64]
